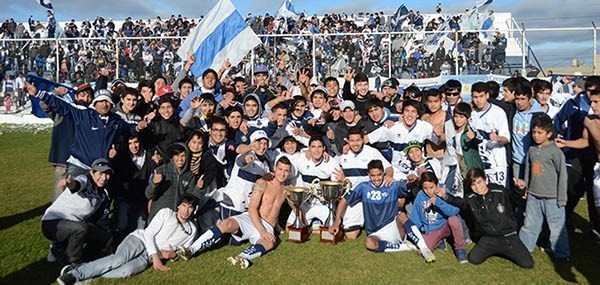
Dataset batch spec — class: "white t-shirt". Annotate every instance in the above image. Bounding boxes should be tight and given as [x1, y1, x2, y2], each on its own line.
[42, 175, 109, 222]
[130, 208, 197, 257]
[470, 103, 510, 171]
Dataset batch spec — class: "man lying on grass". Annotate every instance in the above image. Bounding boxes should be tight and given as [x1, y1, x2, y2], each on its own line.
[56, 195, 199, 285]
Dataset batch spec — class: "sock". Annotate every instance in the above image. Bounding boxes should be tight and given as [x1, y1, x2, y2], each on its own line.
[239, 244, 266, 261]
[404, 219, 428, 251]
[190, 226, 222, 254]
[376, 240, 408, 252]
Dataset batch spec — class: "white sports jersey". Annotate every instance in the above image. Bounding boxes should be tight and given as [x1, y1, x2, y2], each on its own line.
[340, 145, 392, 190]
[367, 120, 439, 174]
[293, 154, 341, 187]
[470, 103, 510, 185]
[220, 152, 270, 212]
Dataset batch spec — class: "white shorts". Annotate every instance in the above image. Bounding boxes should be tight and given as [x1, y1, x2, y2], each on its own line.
[286, 199, 329, 226]
[343, 202, 364, 230]
[368, 219, 403, 243]
[594, 162, 600, 207]
[231, 212, 274, 244]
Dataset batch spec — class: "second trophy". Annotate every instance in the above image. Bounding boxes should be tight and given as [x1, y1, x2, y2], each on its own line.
[285, 186, 312, 242]
[310, 178, 352, 243]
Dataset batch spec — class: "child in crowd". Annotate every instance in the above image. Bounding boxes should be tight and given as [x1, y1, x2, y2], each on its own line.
[515, 114, 570, 262]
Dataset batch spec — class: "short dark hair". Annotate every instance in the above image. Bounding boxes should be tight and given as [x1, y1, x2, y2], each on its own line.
[276, 156, 292, 166]
[158, 96, 174, 107]
[121, 87, 139, 98]
[444, 79, 462, 92]
[167, 143, 186, 157]
[402, 99, 420, 113]
[137, 80, 154, 93]
[532, 79, 552, 95]
[530, 113, 554, 134]
[465, 167, 487, 187]
[367, 159, 384, 171]
[202, 68, 218, 79]
[347, 126, 363, 138]
[366, 98, 384, 111]
[178, 194, 198, 208]
[323, 76, 339, 86]
[199, 93, 216, 104]
[420, 171, 439, 187]
[514, 78, 532, 98]
[211, 117, 227, 128]
[225, 106, 243, 117]
[309, 135, 326, 147]
[272, 102, 289, 112]
[471, 82, 489, 93]
[486, 81, 500, 99]
[178, 77, 194, 90]
[502, 77, 519, 92]
[453, 102, 472, 118]
[354, 72, 369, 83]
[585, 76, 600, 90]
[424, 88, 441, 100]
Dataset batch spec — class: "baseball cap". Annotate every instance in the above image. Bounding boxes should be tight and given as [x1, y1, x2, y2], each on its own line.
[403, 140, 423, 155]
[254, 64, 268, 75]
[574, 78, 585, 89]
[250, 130, 271, 148]
[340, 100, 356, 111]
[91, 158, 114, 174]
[157, 85, 174, 97]
[77, 83, 93, 94]
[91, 89, 114, 106]
[382, 78, 399, 89]
[111, 78, 126, 88]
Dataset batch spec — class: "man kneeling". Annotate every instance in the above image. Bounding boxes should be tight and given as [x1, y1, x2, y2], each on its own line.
[56, 195, 198, 285]
[330, 160, 434, 262]
[179, 157, 292, 269]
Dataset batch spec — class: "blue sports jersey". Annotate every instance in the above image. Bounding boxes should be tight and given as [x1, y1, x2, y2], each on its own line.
[344, 180, 408, 235]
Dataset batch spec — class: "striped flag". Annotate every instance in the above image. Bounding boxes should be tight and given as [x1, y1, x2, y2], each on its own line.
[27, 74, 76, 118]
[38, 0, 53, 9]
[276, 0, 299, 21]
[391, 4, 409, 31]
[177, 0, 262, 77]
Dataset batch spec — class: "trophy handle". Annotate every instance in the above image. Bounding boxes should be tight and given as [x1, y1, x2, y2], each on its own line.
[310, 178, 324, 201]
[341, 179, 353, 196]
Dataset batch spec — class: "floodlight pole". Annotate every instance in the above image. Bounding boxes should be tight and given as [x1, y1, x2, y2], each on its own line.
[593, 22, 597, 75]
[55, 37, 60, 82]
[521, 23, 526, 77]
[388, 31, 392, 78]
[312, 35, 316, 78]
[115, 38, 120, 80]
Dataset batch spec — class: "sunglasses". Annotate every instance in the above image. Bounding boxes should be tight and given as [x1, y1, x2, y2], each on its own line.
[447, 92, 461, 97]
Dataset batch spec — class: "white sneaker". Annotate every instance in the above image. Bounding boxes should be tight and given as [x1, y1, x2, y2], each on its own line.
[420, 248, 436, 263]
[227, 256, 250, 269]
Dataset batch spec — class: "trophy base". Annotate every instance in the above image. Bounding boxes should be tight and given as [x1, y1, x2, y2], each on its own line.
[319, 226, 343, 244]
[287, 226, 310, 243]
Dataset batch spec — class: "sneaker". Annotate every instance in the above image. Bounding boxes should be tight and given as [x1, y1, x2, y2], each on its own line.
[227, 256, 251, 269]
[420, 248, 436, 263]
[456, 249, 468, 264]
[436, 239, 447, 251]
[60, 264, 75, 276]
[56, 273, 76, 285]
[177, 246, 193, 261]
[591, 229, 600, 242]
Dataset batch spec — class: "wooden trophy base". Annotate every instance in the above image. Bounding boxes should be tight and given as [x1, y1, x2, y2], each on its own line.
[319, 226, 343, 244]
[287, 226, 310, 243]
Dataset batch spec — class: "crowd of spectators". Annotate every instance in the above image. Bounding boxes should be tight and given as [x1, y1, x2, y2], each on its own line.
[0, 7, 515, 89]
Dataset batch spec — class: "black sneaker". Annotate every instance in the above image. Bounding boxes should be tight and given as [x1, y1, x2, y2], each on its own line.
[56, 273, 77, 285]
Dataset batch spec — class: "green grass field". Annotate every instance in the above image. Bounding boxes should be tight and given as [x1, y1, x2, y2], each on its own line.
[1, 129, 599, 284]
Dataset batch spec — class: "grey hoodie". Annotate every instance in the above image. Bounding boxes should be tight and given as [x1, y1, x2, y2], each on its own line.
[524, 141, 568, 206]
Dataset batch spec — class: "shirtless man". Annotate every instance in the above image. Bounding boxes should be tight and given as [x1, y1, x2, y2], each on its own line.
[178, 157, 292, 269]
[555, 90, 600, 232]
[421, 89, 447, 159]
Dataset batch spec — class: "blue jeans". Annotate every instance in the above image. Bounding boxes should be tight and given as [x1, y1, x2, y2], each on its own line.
[71, 234, 150, 281]
[519, 195, 570, 258]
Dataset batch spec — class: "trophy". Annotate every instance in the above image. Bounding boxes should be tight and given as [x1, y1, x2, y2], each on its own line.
[285, 186, 312, 242]
[310, 178, 352, 244]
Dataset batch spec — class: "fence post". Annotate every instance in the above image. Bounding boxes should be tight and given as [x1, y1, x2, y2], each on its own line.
[115, 37, 120, 80]
[593, 22, 597, 76]
[312, 35, 316, 78]
[55, 37, 60, 82]
[454, 30, 459, 75]
[388, 31, 392, 78]
[521, 23, 526, 77]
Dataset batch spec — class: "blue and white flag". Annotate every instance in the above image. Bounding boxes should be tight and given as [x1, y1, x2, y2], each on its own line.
[276, 0, 299, 21]
[37, 0, 53, 10]
[480, 16, 494, 37]
[27, 74, 76, 118]
[177, 0, 262, 78]
[391, 4, 409, 31]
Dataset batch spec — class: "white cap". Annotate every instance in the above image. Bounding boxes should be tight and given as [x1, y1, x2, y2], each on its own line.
[250, 130, 271, 148]
[91, 89, 114, 106]
[340, 100, 356, 111]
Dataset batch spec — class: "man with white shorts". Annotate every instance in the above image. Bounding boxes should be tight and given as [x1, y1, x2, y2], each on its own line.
[330, 160, 435, 262]
[179, 157, 292, 269]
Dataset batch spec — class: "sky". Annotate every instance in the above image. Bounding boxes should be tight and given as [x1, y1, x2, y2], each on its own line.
[2, 0, 600, 70]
